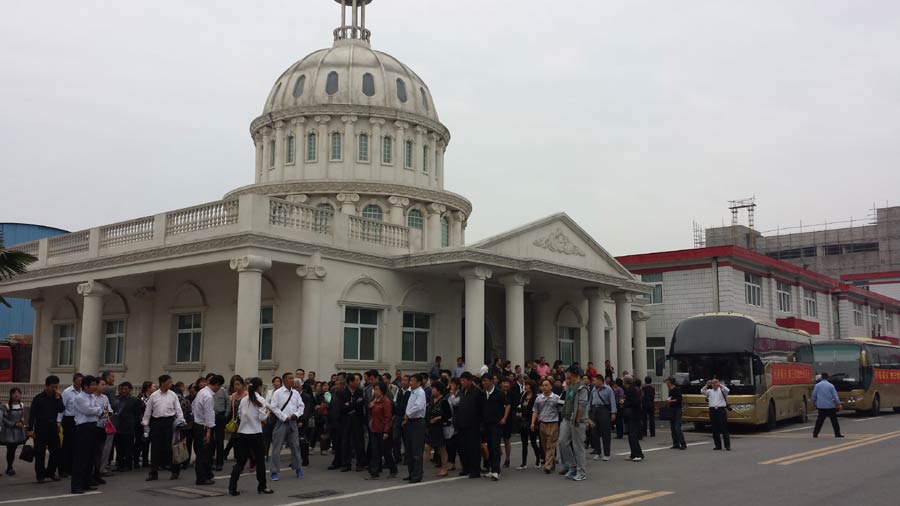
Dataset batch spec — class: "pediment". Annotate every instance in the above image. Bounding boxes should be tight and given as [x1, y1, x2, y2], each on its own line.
[472, 213, 636, 280]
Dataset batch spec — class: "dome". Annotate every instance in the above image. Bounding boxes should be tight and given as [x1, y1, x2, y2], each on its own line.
[263, 39, 439, 123]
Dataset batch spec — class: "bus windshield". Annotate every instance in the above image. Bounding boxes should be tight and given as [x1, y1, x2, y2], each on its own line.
[813, 344, 863, 389]
[673, 354, 754, 394]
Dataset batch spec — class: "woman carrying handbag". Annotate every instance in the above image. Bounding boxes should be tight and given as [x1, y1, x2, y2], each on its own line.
[1, 387, 27, 476]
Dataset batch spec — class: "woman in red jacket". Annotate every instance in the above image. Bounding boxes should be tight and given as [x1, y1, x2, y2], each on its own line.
[364, 383, 396, 480]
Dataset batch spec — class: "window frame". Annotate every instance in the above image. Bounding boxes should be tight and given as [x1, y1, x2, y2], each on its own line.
[382, 136, 393, 165]
[407, 209, 423, 230]
[744, 272, 763, 307]
[887, 313, 895, 333]
[441, 216, 450, 247]
[330, 132, 343, 161]
[269, 139, 276, 169]
[285, 134, 296, 165]
[55, 323, 76, 368]
[422, 144, 429, 173]
[342, 307, 379, 362]
[401, 311, 431, 363]
[853, 303, 864, 327]
[404, 140, 414, 169]
[557, 326, 579, 367]
[803, 288, 818, 318]
[306, 133, 318, 162]
[641, 273, 663, 305]
[357, 132, 369, 162]
[102, 319, 126, 366]
[259, 306, 274, 362]
[175, 313, 203, 364]
[776, 281, 792, 313]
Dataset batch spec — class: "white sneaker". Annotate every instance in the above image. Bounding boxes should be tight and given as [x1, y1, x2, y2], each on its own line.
[491, 472, 500, 481]
[533, 462, 542, 469]
[602, 456, 610, 462]
[516, 464, 527, 470]
[481, 472, 491, 478]
[572, 472, 587, 481]
[592, 455, 602, 461]
[631, 457, 643, 462]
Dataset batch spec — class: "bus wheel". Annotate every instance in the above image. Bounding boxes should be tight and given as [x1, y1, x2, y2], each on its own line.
[693, 422, 706, 431]
[797, 397, 808, 423]
[871, 395, 881, 417]
[764, 401, 776, 431]
[893, 406, 900, 413]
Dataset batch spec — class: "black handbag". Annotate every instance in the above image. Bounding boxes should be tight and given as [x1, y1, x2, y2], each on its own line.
[19, 443, 35, 463]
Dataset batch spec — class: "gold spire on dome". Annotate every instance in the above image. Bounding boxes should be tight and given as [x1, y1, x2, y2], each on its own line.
[333, 0, 373, 44]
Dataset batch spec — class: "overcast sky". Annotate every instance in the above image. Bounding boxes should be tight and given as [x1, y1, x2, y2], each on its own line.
[2, 0, 899, 255]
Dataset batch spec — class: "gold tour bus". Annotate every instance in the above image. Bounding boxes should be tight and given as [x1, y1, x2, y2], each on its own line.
[808, 338, 900, 416]
[659, 313, 814, 431]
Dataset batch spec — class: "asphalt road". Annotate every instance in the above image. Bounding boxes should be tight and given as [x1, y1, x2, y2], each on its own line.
[2, 412, 899, 506]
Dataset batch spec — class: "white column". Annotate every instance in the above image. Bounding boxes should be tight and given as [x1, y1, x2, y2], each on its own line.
[316, 115, 330, 170]
[612, 292, 633, 376]
[30, 299, 44, 382]
[501, 274, 529, 370]
[427, 203, 445, 249]
[584, 287, 608, 371]
[436, 141, 446, 187]
[461, 266, 492, 373]
[292, 117, 306, 179]
[415, 126, 426, 173]
[77, 281, 111, 375]
[342, 115, 358, 164]
[336, 193, 359, 215]
[388, 196, 409, 226]
[274, 120, 285, 179]
[261, 128, 272, 182]
[633, 310, 650, 380]
[254, 134, 263, 183]
[370, 117, 385, 175]
[230, 255, 272, 378]
[428, 133, 439, 184]
[297, 252, 327, 376]
[450, 212, 464, 247]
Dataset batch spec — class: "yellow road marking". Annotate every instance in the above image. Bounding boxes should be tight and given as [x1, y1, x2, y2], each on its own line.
[759, 429, 900, 465]
[600, 491, 675, 506]
[777, 431, 900, 465]
[567, 490, 650, 506]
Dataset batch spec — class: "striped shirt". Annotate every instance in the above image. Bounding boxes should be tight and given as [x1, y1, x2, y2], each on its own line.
[533, 392, 561, 423]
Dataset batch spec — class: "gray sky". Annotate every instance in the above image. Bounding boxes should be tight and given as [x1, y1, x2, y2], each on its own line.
[2, 0, 899, 255]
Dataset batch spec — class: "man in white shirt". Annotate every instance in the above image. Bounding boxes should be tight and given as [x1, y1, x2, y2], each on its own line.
[192, 375, 224, 485]
[403, 374, 427, 483]
[59, 373, 83, 478]
[700, 378, 731, 451]
[142, 374, 185, 481]
[71, 376, 103, 494]
[268, 372, 305, 481]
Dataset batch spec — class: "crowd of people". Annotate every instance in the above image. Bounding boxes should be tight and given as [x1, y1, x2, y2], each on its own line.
[0, 355, 698, 495]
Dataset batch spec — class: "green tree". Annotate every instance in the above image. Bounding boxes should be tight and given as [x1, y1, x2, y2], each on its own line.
[0, 244, 36, 307]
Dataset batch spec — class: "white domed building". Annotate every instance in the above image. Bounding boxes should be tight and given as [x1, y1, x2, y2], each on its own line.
[1, 1, 651, 383]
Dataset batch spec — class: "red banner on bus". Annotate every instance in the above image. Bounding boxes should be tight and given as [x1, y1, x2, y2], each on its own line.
[771, 363, 813, 385]
[874, 369, 900, 384]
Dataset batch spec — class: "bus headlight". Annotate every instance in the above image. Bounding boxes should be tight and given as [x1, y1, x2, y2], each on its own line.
[731, 404, 755, 413]
[847, 396, 860, 403]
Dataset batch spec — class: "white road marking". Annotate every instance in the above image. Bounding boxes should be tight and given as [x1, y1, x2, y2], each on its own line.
[615, 441, 708, 456]
[771, 425, 814, 433]
[274, 476, 468, 506]
[0, 492, 102, 504]
[853, 417, 877, 422]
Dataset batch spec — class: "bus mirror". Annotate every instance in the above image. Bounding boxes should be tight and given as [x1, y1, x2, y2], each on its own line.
[752, 357, 765, 376]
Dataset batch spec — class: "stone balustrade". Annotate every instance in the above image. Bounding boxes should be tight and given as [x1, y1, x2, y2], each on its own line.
[100, 217, 155, 248]
[349, 215, 410, 248]
[166, 199, 240, 236]
[269, 198, 333, 235]
[48, 231, 89, 256]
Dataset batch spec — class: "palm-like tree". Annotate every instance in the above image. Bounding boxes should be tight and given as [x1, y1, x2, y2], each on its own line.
[0, 244, 36, 307]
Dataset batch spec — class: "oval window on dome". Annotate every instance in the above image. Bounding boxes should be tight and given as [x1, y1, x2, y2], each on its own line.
[362, 73, 376, 97]
[396, 78, 407, 103]
[293, 75, 306, 98]
[326, 71, 339, 95]
[420, 88, 429, 112]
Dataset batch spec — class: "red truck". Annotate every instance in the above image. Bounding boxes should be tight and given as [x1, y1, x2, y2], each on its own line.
[0, 337, 32, 383]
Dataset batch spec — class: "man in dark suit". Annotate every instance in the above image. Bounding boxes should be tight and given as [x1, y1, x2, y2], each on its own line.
[113, 382, 142, 471]
[453, 372, 484, 479]
[500, 377, 520, 469]
[392, 375, 410, 465]
[27, 375, 65, 483]
[344, 373, 367, 471]
[327, 378, 349, 470]
[481, 374, 510, 481]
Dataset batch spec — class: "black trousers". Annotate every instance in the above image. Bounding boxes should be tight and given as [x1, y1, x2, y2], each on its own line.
[626, 416, 644, 458]
[213, 412, 226, 467]
[193, 425, 214, 483]
[33, 423, 60, 480]
[149, 416, 175, 476]
[709, 407, 730, 449]
[341, 419, 365, 469]
[519, 425, 541, 465]
[615, 410, 624, 438]
[590, 406, 613, 457]
[813, 408, 842, 436]
[404, 418, 425, 481]
[458, 426, 481, 478]
[391, 416, 404, 464]
[114, 433, 134, 469]
[71, 423, 96, 492]
[91, 429, 106, 480]
[60, 416, 76, 475]
[641, 407, 655, 437]
[482, 423, 502, 474]
[670, 407, 686, 448]
[368, 430, 397, 476]
[229, 433, 266, 493]
[329, 425, 344, 468]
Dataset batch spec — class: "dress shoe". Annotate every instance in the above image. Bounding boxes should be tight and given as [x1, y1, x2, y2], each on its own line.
[228, 490, 240, 496]
[409, 479, 422, 484]
[71, 489, 85, 495]
[258, 489, 274, 495]
[93, 478, 107, 485]
[146, 474, 159, 481]
[402, 476, 411, 481]
[196, 480, 215, 486]
[85, 486, 98, 491]
[327, 465, 340, 470]
[340, 467, 351, 472]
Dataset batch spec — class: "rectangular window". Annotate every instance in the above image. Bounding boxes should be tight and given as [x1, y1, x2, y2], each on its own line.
[887, 313, 895, 333]
[871, 309, 881, 333]
[306, 134, 317, 161]
[641, 273, 663, 305]
[382, 137, 393, 164]
[285, 135, 295, 164]
[422, 145, 429, 173]
[330, 133, 342, 161]
[558, 326, 579, 366]
[259, 307, 274, 361]
[744, 273, 762, 307]
[175, 313, 202, 364]
[103, 320, 125, 366]
[853, 303, 864, 327]
[269, 140, 276, 168]
[803, 288, 818, 318]
[55, 324, 75, 367]
[343, 307, 378, 361]
[776, 281, 792, 313]
[401, 312, 430, 363]
[404, 140, 413, 169]
[358, 133, 369, 162]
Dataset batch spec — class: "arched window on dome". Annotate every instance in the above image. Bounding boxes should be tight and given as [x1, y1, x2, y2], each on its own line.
[420, 88, 429, 112]
[293, 75, 306, 98]
[396, 78, 408, 103]
[269, 139, 276, 169]
[404, 140, 414, 169]
[326, 71, 339, 95]
[422, 145, 429, 173]
[407, 210, 423, 230]
[362, 73, 376, 97]
[331, 132, 342, 161]
[358, 133, 369, 162]
[441, 216, 450, 247]
[306, 133, 318, 162]
[362, 204, 383, 221]
[285, 134, 295, 164]
[382, 136, 393, 165]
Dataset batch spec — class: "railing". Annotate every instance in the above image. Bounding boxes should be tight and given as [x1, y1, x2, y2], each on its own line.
[7, 241, 39, 256]
[48, 231, 89, 257]
[269, 199, 333, 235]
[349, 216, 409, 248]
[166, 199, 239, 236]
[101, 217, 155, 248]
